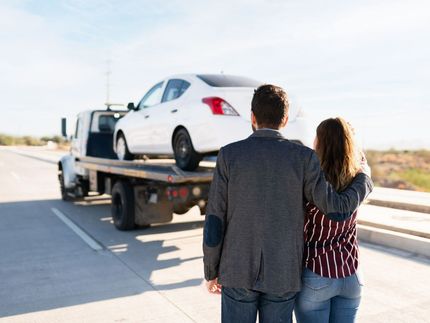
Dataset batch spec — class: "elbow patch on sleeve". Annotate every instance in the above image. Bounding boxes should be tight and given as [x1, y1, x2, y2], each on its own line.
[204, 214, 223, 247]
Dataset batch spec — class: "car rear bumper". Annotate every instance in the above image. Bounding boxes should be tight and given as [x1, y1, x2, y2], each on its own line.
[190, 116, 314, 153]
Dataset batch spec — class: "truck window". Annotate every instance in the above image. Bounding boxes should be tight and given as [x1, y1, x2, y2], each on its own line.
[98, 115, 120, 132]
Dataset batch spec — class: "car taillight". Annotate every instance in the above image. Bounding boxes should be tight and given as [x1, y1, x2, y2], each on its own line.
[202, 97, 239, 116]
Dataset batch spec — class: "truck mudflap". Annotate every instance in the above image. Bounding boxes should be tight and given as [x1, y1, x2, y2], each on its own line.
[166, 184, 210, 215]
[134, 185, 173, 226]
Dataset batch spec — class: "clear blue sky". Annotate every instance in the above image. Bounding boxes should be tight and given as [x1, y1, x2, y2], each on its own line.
[1, 0, 429, 149]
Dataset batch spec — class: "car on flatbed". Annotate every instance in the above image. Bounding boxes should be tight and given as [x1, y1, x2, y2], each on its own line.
[114, 73, 313, 171]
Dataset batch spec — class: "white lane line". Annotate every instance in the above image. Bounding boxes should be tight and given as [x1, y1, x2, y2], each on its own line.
[10, 171, 20, 181]
[51, 208, 103, 251]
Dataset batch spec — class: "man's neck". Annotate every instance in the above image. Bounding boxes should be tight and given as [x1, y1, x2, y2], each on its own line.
[256, 127, 281, 132]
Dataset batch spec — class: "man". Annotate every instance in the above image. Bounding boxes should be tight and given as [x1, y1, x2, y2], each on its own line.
[203, 85, 373, 323]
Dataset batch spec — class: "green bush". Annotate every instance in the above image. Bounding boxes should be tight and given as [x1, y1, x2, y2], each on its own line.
[399, 168, 430, 192]
[40, 135, 67, 144]
[0, 134, 45, 146]
[0, 134, 15, 145]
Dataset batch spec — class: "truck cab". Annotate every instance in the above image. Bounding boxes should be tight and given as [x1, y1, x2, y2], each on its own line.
[59, 109, 126, 199]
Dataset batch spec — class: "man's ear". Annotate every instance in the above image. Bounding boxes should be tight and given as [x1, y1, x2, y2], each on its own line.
[251, 111, 258, 128]
[280, 115, 289, 129]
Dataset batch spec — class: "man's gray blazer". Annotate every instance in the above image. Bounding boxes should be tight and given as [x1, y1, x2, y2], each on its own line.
[203, 129, 373, 295]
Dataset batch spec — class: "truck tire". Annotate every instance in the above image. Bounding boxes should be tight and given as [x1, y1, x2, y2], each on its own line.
[116, 134, 134, 161]
[173, 205, 191, 215]
[59, 170, 73, 201]
[173, 128, 202, 171]
[111, 180, 135, 230]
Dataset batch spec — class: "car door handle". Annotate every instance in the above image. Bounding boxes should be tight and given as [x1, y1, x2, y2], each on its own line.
[171, 109, 178, 113]
[144, 115, 150, 119]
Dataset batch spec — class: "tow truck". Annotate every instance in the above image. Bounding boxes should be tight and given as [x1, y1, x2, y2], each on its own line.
[59, 108, 213, 230]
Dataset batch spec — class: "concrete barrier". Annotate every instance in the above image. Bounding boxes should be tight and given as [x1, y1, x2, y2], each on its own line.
[367, 187, 430, 214]
[358, 224, 430, 258]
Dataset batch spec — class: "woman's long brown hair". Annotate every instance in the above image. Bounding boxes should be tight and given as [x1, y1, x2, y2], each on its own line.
[315, 117, 360, 192]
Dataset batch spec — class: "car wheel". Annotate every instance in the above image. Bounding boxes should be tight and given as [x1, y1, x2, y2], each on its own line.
[111, 180, 135, 230]
[173, 128, 202, 171]
[116, 134, 134, 160]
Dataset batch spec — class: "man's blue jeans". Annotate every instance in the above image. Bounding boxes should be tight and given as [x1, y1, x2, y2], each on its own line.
[221, 287, 297, 323]
[294, 268, 363, 323]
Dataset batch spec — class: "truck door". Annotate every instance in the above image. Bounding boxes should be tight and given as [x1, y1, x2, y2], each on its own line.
[71, 112, 90, 157]
[71, 116, 82, 157]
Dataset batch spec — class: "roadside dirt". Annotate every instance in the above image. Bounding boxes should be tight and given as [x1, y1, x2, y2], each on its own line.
[366, 150, 430, 192]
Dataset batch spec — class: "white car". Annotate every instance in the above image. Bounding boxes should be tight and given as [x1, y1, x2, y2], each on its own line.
[114, 74, 313, 170]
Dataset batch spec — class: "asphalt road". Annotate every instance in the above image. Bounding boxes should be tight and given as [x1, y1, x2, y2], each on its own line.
[0, 148, 429, 323]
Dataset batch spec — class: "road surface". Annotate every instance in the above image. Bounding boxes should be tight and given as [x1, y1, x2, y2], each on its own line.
[0, 148, 429, 322]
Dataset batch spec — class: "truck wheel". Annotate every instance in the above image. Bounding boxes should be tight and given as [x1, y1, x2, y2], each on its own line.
[173, 205, 191, 215]
[111, 181, 135, 230]
[173, 129, 202, 171]
[116, 134, 134, 161]
[59, 170, 73, 201]
[81, 179, 90, 197]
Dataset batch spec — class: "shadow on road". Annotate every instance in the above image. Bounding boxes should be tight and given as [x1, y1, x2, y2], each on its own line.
[0, 196, 205, 318]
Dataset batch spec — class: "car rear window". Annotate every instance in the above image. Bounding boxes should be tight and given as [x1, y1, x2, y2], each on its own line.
[197, 74, 262, 87]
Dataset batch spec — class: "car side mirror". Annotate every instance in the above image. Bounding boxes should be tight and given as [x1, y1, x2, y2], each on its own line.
[127, 102, 136, 110]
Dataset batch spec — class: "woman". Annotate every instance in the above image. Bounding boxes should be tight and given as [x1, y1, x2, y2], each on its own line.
[295, 117, 364, 323]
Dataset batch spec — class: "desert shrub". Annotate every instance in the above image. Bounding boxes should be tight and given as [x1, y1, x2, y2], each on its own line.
[40, 135, 67, 144]
[0, 134, 44, 146]
[0, 134, 15, 145]
[399, 168, 430, 192]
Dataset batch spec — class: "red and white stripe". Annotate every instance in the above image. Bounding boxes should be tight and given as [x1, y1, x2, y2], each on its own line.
[303, 203, 359, 278]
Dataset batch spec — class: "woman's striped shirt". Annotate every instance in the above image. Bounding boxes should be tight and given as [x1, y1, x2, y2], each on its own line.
[303, 202, 359, 278]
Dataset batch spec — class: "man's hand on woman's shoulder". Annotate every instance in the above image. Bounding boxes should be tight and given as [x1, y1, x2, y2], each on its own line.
[358, 150, 372, 178]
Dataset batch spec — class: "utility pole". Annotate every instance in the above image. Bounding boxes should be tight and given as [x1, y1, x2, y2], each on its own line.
[105, 59, 111, 109]
[104, 59, 124, 110]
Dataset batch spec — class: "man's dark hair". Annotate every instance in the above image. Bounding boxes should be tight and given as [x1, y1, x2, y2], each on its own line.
[251, 84, 289, 129]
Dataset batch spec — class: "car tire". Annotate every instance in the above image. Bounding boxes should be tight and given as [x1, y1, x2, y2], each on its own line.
[173, 128, 202, 171]
[111, 180, 136, 231]
[116, 133, 134, 160]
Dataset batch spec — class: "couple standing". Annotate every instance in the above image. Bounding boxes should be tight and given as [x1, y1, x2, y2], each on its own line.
[203, 84, 373, 323]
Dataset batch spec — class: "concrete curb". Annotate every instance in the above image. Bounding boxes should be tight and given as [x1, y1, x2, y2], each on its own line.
[358, 224, 430, 258]
[367, 199, 430, 214]
[358, 219, 430, 239]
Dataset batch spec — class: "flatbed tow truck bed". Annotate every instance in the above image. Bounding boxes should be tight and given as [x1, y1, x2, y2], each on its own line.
[76, 156, 215, 184]
[72, 156, 215, 230]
